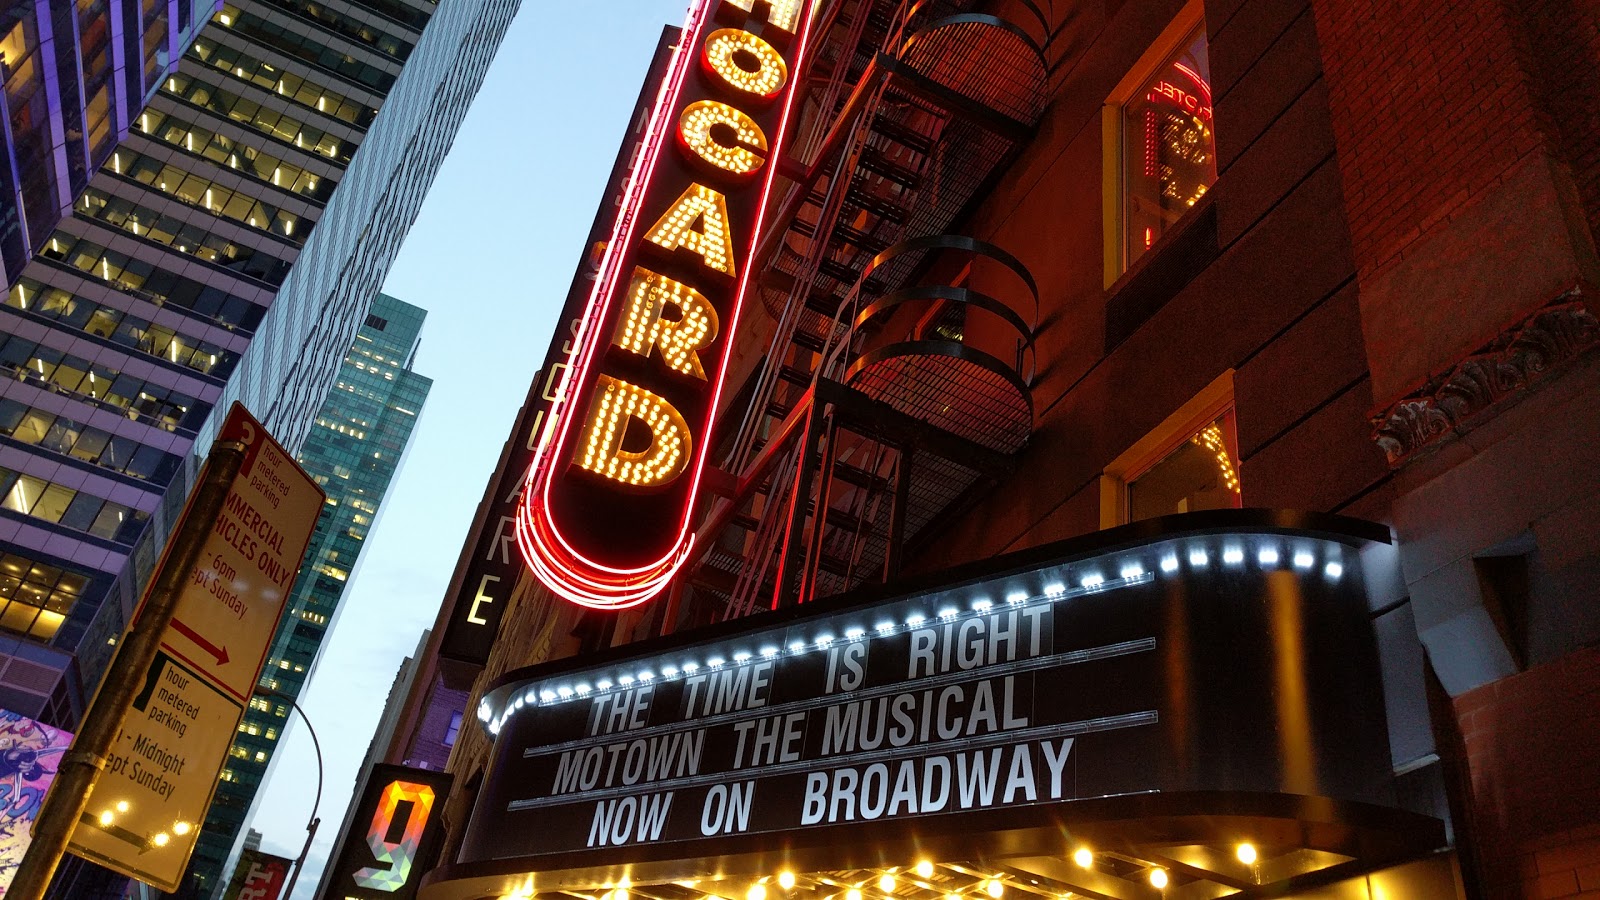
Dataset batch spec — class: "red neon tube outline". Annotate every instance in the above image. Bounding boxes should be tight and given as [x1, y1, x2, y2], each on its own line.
[516, 0, 817, 609]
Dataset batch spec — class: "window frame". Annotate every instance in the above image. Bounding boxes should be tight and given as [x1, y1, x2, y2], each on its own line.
[1100, 369, 1236, 528]
[1101, 0, 1210, 288]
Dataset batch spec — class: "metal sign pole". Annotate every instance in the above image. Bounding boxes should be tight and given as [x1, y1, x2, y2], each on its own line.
[9, 440, 246, 900]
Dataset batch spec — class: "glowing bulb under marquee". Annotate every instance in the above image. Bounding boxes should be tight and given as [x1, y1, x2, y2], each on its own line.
[516, 0, 819, 610]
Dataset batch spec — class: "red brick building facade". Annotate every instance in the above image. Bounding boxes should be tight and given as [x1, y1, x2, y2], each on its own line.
[382, 2, 1600, 898]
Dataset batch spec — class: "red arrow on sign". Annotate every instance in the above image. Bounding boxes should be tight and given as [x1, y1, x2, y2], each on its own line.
[169, 618, 230, 666]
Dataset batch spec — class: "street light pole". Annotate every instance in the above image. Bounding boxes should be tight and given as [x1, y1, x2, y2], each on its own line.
[256, 688, 323, 900]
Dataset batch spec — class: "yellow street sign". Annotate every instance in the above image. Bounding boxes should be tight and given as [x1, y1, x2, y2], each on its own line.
[62, 405, 325, 890]
[65, 653, 241, 891]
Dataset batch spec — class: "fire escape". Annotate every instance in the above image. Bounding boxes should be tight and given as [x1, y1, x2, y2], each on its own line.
[680, 0, 1051, 619]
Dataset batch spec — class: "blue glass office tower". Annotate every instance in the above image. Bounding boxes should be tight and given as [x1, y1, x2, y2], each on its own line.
[0, 1, 217, 286]
[192, 293, 431, 894]
[0, 0, 516, 743]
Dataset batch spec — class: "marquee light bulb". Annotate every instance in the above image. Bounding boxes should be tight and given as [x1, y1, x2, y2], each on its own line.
[878, 875, 896, 892]
[173, 821, 191, 835]
[576, 376, 692, 486]
[748, 885, 767, 900]
[645, 183, 735, 276]
[1148, 869, 1168, 890]
[1236, 842, 1258, 865]
[680, 100, 768, 174]
[613, 267, 719, 380]
[152, 832, 170, 847]
[847, 890, 863, 900]
[116, 801, 130, 813]
[1072, 847, 1093, 869]
[985, 880, 1003, 898]
[778, 871, 797, 890]
[721, 0, 801, 33]
[703, 28, 788, 97]
[99, 810, 114, 826]
[915, 861, 934, 879]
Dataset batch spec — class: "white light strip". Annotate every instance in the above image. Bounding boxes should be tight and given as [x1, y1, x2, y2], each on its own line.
[480, 538, 1348, 732]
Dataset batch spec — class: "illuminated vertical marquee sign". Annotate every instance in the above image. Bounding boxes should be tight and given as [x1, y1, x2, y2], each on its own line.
[518, 0, 815, 609]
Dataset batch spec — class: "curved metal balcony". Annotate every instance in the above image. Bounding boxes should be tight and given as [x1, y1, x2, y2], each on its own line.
[756, 0, 1051, 326]
[897, 2, 1050, 124]
[838, 234, 1038, 453]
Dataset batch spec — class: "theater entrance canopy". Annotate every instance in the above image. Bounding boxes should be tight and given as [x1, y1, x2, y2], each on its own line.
[422, 511, 1450, 900]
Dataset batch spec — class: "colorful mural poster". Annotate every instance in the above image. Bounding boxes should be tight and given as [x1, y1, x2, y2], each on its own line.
[0, 709, 71, 894]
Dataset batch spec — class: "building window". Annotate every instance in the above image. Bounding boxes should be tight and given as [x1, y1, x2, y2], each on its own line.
[1103, 4, 1216, 280]
[1126, 410, 1240, 520]
[444, 711, 462, 748]
[1101, 370, 1240, 526]
[0, 551, 92, 641]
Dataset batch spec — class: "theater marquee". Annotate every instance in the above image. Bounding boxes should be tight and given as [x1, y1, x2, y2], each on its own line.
[455, 513, 1408, 879]
[517, 0, 816, 610]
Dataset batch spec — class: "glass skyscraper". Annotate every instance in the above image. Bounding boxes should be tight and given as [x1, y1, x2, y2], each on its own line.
[0, 0, 217, 286]
[191, 292, 431, 895]
[0, 0, 516, 741]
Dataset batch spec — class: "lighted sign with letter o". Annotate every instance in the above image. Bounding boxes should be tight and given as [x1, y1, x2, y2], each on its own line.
[517, 0, 818, 609]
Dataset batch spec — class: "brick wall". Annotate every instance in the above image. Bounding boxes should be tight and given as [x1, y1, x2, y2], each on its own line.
[1310, 0, 1546, 280]
[404, 678, 469, 771]
[1517, 0, 1600, 238]
[1455, 642, 1600, 896]
[1310, 0, 1599, 406]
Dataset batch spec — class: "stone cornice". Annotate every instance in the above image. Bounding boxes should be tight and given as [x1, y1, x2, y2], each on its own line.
[1371, 287, 1599, 467]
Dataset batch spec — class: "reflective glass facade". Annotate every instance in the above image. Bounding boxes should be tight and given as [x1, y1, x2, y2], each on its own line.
[0, 0, 426, 731]
[0, 0, 217, 286]
[0, 0, 512, 890]
[190, 293, 431, 893]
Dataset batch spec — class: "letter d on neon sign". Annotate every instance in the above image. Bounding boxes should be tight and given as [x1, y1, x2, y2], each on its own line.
[516, 0, 817, 610]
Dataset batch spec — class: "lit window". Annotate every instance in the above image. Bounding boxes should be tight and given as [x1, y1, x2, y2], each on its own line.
[444, 711, 462, 748]
[1100, 370, 1238, 526]
[1126, 409, 1240, 521]
[1105, 7, 1216, 278]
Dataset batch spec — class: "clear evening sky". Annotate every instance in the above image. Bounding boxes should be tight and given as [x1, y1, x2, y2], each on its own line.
[243, 2, 691, 895]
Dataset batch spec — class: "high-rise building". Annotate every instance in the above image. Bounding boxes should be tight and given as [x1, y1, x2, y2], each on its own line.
[188, 292, 431, 894]
[0, 1, 217, 286]
[0, 0, 516, 740]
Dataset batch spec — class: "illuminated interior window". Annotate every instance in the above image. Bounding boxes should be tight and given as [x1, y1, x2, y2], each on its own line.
[613, 267, 721, 380]
[1127, 409, 1241, 522]
[0, 551, 89, 641]
[575, 376, 692, 488]
[645, 183, 736, 276]
[703, 28, 788, 98]
[679, 101, 768, 174]
[1119, 23, 1215, 270]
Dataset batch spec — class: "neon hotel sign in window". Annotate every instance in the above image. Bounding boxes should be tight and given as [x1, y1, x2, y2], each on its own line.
[517, 0, 816, 609]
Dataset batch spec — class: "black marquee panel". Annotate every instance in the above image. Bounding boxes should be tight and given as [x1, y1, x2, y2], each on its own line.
[460, 512, 1397, 868]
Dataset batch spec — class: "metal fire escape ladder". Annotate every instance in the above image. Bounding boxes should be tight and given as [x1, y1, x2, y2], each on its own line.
[686, 0, 1051, 622]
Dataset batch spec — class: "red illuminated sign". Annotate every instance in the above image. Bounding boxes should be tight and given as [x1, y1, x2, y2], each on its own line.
[517, 0, 815, 609]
